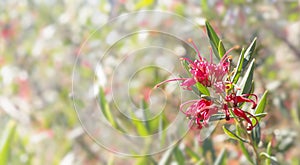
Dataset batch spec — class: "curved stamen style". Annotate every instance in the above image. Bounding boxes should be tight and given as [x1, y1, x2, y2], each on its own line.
[225, 93, 258, 109]
[223, 93, 258, 130]
[233, 108, 258, 130]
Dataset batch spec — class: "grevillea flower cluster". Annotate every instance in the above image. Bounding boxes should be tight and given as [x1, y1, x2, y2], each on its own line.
[155, 39, 259, 131]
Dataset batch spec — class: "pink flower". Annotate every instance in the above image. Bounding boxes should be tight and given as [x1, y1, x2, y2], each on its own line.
[180, 77, 196, 90]
[155, 39, 236, 94]
[180, 99, 218, 129]
[181, 57, 211, 87]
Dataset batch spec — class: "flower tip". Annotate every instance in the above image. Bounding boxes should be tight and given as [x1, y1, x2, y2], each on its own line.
[154, 83, 161, 88]
[225, 115, 230, 121]
[233, 45, 240, 49]
[188, 38, 193, 43]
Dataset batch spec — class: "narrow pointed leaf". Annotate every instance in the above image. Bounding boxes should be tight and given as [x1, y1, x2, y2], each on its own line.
[254, 113, 268, 118]
[265, 142, 272, 165]
[135, 156, 156, 165]
[238, 59, 255, 95]
[99, 87, 118, 128]
[0, 121, 17, 165]
[213, 148, 227, 165]
[236, 125, 254, 164]
[242, 37, 257, 68]
[134, 0, 154, 10]
[222, 126, 248, 143]
[260, 152, 278, 163]
[158, 147, 174, 165]
[218, 40, 226, 59]
[249, 81, 255, 94]
[209, 113, 226, 121]
[232, 48, 245, 84]
[129, 111, 149, 136]
[254, 90, 268, 122]
[135, 121, 149, 136]
[203, 138, 216, 161]
[251, 124, 261, 147]
[205, 21, 226, 60]
[174, 145, 185, 165]
[181, 60, 190, 74]
[159, 115, 167, 146]
[185, 146, 201, 162]
[195, 82, 210, 96]
[141, 100, 151, 132]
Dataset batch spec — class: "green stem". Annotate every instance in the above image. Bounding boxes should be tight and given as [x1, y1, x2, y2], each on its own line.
[236, 118, 260, 165]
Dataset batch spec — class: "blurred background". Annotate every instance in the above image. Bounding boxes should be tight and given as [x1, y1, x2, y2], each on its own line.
[0, 0, 299, 164]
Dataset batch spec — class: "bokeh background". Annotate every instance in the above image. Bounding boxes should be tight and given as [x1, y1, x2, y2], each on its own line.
[1, 0, 299, 164]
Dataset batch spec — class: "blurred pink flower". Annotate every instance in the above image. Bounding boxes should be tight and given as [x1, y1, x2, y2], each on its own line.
[0, 23, 15, 40]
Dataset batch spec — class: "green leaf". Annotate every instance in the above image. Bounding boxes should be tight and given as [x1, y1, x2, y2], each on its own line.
[254, 90, 268, 122]
[254, 113, 268, 118]
[202, 138, 216, 161]
[158, 147, 175, 165]
[249, 81, 255, 94]
[218, 40, 226, 59]
[265, 142, 272, 165]
[238, 59, 255, 95]
[242, 37, 257, 68]
[205, 21, 226, 60]
[213, 148, 227, 165]
[0, 121, 17, 165]
[231, 48, 245, 84]
[158, 114, 167, 146]
[99, 87, 118, 128]
[135, 156, 156, 165]
[260, 152, 277, 163]
[209, 113, 226, 121]
[201, 0, 209, 14]
[222, 126, 248, 143]
[291, 105, 300, 126]
[236, 125, 254, 164]
[134, 0, 154, 10]
[251, 124, 261, 147]
[130, 112, 149, 136]
[174, 145, 185, 165]
[141, 100, 151, 132]
[195, 82, 210, 96]
[185, 146, 202, 162]
[181, 59, 190, 74]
